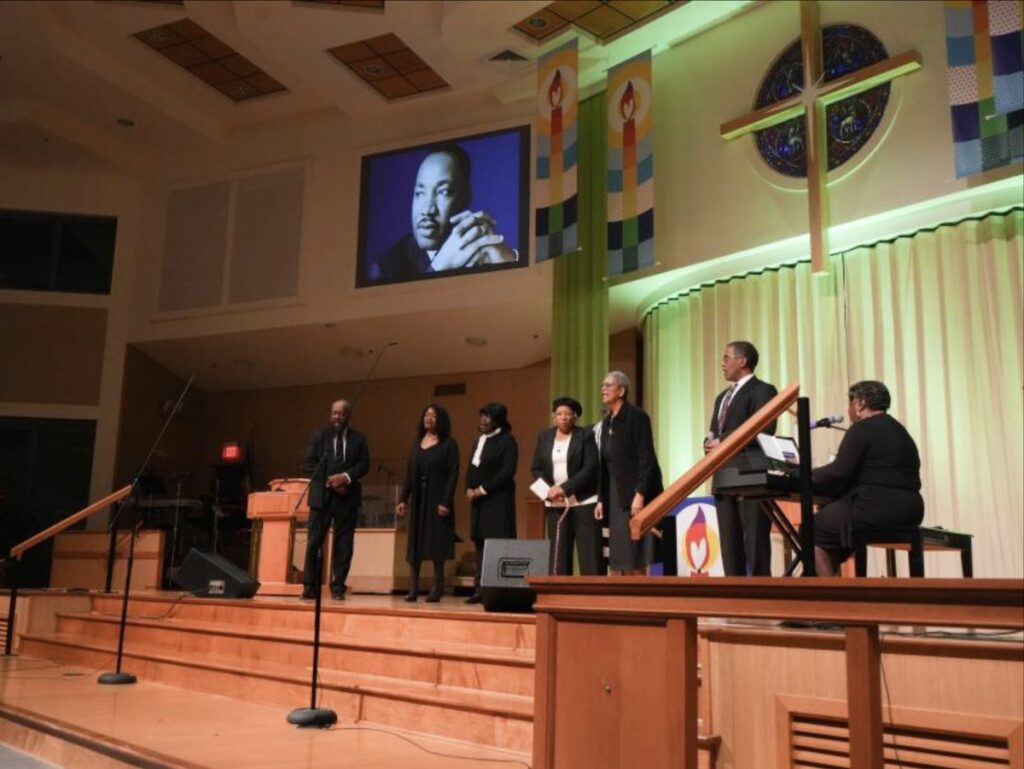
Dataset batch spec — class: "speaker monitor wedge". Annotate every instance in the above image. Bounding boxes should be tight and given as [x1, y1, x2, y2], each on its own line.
[172, 548, 260, 598]
[479, 538, 551, 613]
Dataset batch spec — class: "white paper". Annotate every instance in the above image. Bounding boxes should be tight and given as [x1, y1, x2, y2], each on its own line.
[530, 477, 551, 500]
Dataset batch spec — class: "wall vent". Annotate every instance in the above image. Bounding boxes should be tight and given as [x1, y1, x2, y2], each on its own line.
[434, 383, 467, 396]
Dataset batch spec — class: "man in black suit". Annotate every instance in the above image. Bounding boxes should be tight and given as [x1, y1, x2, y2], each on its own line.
[705, 341, 778, 576]
[300, 399, 370, 600]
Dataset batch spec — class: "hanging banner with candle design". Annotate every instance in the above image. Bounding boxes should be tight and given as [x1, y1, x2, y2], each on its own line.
[535, 38, 579, 261]
[607, 50, 654, 277]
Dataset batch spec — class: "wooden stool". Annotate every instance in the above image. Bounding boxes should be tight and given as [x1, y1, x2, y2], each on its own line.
[853, 526, 924, 577]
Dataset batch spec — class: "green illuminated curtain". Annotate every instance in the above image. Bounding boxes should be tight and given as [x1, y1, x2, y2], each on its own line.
[644, 208, 1024, 578]
[841, 209, 1023, 578]
[644, 261, 849, 483]
[550, 93, 608, 421]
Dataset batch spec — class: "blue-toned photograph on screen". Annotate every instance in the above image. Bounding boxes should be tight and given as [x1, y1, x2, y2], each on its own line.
[356, 125, 530, 287]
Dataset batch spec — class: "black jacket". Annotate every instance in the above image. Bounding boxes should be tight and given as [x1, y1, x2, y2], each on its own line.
[709, 376, 779, 452]
[301, 426, 370, 510]
[530, 426, 599, 502]
[466, 430, 518, 540]
[600, 401, 663, 505]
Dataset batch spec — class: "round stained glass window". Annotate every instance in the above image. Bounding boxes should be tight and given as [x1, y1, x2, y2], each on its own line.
[754, 25, 891, 178]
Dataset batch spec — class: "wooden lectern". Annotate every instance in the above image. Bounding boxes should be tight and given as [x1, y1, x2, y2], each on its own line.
[247, 478, 312, 595]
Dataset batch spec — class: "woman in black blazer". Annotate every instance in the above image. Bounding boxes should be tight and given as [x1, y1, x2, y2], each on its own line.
[598, 371, 663, 574]
[464, 402, 518, 603]
[530, 397, 601, 575]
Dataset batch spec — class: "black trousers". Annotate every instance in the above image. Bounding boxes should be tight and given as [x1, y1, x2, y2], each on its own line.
[715, 495, 772, 576]
[472, 539, 485, 591]
[304, 499, 357, 593]
[545, 503, 601, 576]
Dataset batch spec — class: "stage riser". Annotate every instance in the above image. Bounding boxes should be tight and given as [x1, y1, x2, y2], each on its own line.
[87, 595, 536, 651]
[19, 636, 533, 754]
[53, 614, 534, 697]
[0, 718, 136, 769]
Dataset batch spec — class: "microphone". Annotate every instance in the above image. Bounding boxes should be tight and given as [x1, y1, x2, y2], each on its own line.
[809, 414, 844, 430]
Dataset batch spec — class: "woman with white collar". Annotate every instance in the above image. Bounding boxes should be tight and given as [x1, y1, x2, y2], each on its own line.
[530, 397, 601, 576]
[464, 402, 518, 604]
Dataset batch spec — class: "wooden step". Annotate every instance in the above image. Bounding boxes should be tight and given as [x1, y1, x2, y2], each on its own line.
[88, 594, 536, 651]
[20, 632, 533, 753]
[54, 611, 534, 696]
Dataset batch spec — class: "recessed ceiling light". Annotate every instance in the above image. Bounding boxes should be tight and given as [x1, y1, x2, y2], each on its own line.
[527, 17, 548, 29]
[116, 117, 135, 128]
[465, 336, 488, 347]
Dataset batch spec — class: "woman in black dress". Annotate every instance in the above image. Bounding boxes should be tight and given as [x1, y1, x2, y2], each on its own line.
[464, 402, 518, 604]
[812, 381, 924, 576]
[530, 397, 601, 575]
[397, 404, 459, 602]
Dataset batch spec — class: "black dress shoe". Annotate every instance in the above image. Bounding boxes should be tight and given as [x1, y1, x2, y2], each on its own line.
[464, 593, 482, 604]
[424, 589, 442, 603]
[331, 591, 345, 601]
[300, 590, 316, 600]
[404, 591, 419, 602]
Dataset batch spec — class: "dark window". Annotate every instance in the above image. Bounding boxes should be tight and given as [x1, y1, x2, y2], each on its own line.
[0, 417, 96, 587]
[0, 210, 116, 294]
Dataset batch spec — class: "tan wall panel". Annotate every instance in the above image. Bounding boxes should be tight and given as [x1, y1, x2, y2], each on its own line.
[113, 345, 210, 490]
[0, 303, 106, 405]
[199, 360, 553, 557]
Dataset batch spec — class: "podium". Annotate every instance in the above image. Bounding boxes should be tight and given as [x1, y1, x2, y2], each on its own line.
[248, 479, 410, 595]
[247, 479, 311, 595]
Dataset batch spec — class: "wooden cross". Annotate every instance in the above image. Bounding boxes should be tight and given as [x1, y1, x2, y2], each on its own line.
[720, 1, 922, 273]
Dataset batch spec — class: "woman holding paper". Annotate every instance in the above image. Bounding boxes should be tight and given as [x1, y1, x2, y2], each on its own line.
[530, 397, 601, 576]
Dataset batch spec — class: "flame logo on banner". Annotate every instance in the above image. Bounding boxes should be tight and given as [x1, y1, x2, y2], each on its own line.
[619, 81, 636, 121]
[548, 69, 563, 109]
[685, 508, 710, 573]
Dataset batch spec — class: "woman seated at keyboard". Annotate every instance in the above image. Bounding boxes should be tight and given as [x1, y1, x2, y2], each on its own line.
[812, 380, 924, 576]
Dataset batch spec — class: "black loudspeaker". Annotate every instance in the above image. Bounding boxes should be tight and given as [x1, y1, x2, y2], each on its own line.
[172, 548, 260, 598]
[479, 539, 551, 613]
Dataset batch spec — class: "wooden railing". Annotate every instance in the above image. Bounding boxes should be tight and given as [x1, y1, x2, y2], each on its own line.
[529, 576, 1024, 769]
[631, 382, 800, 540]
[5, 484, 132, 655]
[9, 485, 132, 559]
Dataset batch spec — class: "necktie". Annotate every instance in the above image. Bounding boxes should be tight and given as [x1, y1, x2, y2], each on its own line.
[718, 383, 738, 434]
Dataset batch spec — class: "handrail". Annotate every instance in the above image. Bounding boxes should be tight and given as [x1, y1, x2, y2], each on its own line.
[631, 383, 800, 540]
[10, 485, 132, 559]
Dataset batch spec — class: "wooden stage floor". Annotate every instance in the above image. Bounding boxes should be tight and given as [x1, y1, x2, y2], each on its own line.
[0, 590, 537, 769]
[0, 655, 531, 769]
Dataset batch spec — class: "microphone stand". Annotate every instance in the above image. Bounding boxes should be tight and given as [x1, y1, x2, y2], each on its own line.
[98, 520, 143, 685]
[287, 343, 396, 728]
[100, 374, 195, 686]
[288, 443, 337, 728]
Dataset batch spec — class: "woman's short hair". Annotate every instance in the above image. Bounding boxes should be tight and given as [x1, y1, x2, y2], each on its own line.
[604, 370, 631, 399]
[479, 402, 511, 432]
[848, 380, 891, 411]
[552, 397, 583, 418]
[417, 403, 451, 441]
